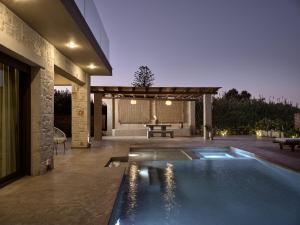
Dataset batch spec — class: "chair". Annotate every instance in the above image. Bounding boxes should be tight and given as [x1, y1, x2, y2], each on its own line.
[54, 127, 67, 155]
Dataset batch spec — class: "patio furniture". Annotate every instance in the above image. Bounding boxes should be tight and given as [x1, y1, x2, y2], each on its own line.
[147, 130, 174, 139]
[273, 138, 300, 151]
[145, 124, 173, 138]
[54, 127, 67, 154]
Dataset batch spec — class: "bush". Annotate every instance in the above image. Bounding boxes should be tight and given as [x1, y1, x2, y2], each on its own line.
[196, 89, 300, 136]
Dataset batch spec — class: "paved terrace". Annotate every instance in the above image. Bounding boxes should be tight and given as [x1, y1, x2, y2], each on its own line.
[0, 136, 299, 225]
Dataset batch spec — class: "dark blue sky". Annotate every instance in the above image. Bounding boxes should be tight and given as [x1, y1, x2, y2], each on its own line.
[92, 0, 300, 105]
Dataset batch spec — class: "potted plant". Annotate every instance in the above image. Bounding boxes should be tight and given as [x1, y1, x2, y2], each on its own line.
[204, 125, 214, 140]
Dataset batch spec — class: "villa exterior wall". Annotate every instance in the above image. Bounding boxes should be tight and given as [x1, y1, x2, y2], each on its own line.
[54, 50, 91, 148]
[0, 2, 55, 175]
[54, 49, 86, 85]
[0, 2, 92, 175]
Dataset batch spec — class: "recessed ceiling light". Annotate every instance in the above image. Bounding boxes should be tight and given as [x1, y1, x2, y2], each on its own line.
[88, 64, 96, 69]
[66, 41, 78, 49]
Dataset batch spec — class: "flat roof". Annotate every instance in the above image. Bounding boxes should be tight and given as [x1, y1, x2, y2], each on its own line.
[91, 86, 221, 101]
[1, 0, 112, 75]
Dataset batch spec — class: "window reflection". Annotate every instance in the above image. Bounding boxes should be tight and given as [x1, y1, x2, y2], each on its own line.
[163, 162, 177, 218]
[126, 163, 139, 221]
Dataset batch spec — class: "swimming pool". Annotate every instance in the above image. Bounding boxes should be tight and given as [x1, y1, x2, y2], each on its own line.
[109, 148, 300, 225]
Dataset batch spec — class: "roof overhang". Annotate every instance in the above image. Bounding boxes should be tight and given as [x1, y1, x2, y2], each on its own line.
[1, 0, 112, 75]
[91, 86, 221, 101]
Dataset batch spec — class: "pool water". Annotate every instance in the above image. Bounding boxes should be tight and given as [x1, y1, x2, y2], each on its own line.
[109, 151, 300, 225]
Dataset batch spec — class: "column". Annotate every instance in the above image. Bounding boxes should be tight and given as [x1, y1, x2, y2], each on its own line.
[103, 99, 112, 136]
[72, 75, 91, 148]
[94, 93, 102, 141]
[31, 54, 55, 175]
[188, 101, 196, 135]
[112, 98, 115, 129]
[203, 94, 212, 140]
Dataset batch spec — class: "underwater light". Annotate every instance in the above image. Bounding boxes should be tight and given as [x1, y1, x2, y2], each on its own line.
[139, 168, 149, 177]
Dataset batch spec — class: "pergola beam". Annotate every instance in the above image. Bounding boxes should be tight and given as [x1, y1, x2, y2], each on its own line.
[91, 87, 220, 96]
[101, 96, 201, 101]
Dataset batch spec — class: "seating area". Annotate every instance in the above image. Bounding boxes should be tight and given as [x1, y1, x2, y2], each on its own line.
[145, 124, 174, 139]
[147, 130, 174, 139]
[53, 127, 67, 154]
[273, 138, 300, 151]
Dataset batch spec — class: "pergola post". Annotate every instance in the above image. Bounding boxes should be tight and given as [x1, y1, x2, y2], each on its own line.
[112, 98, 115, 129]
[203, 94, 212, 140]
[188, 101, 196, 135]
[94, 93, 102, 141]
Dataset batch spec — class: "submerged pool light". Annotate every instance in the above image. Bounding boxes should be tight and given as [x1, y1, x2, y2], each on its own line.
[200, 153, 234, 159]
[139, 168, 149, 177]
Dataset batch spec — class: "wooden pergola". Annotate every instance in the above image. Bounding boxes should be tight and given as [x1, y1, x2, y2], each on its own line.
[91, 86, 221, 101]
[91, 86, 221, 141]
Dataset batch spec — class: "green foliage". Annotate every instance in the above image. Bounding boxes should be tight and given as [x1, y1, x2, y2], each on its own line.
[54, 90, 108, 137]
[54, 89, 72, 115]
[132, 66, 155, 87]
[196, 89, 300, 136]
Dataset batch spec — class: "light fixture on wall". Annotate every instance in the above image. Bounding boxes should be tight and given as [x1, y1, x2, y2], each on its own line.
[130, 99, 137, 105]
[88, 63, 96, 69]
[66, 41, 78, 49]
[165, 100, 172, 106]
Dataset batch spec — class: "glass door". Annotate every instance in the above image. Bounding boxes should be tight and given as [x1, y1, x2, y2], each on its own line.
[0, 63, 20, 182]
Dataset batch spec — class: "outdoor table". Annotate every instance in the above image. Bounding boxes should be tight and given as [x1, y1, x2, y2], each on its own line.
[145, 124, 172, 137]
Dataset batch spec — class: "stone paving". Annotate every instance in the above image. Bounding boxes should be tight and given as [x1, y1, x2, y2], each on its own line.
[0, 136, 299, 225]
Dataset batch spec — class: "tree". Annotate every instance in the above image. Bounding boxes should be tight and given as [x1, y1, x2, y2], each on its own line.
[54, 89, 72, 115]
[224, 89, 251, 101]
[240, 90, 251, 100]
[132, 66, 155, 87]
[224, 88, 239, 100]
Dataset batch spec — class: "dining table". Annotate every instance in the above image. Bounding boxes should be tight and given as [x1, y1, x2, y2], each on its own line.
[144, 124, 172, 137]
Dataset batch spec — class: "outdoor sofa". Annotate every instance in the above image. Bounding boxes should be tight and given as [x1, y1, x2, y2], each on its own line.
[273, 138, 300, 151]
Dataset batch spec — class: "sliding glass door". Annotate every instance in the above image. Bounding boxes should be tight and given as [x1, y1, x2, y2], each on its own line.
[0, 53, 31, 187]
[0, 63, 20, 181]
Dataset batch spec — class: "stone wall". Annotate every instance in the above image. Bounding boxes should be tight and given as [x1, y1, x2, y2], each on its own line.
[72, 75, 90, 148]
[0, 2, 55, 175]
